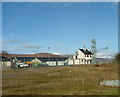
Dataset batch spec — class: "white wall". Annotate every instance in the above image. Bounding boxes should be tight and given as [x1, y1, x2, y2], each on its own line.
[76, 50, 93, 60]
[77, 50, 85, 59]
[46, 61, 56, 66]
[6, 61, 11, 66]
[72, 49, 93, 65]
[66, 59, 92, 65]
[57, 61, 64, 66]
[46, 61, 65, 66]
[67, 59, 74, 65]
[0, 61, 11, 66]
[74, 59, 80, 65]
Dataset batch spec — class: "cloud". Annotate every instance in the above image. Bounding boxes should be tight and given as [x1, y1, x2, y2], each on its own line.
[20, 43, 44, 49]
[1, 40, 45, 54]
[21, 44, 36, 49]
[1, 38, 20, 45]
[97, 52, 117, 58]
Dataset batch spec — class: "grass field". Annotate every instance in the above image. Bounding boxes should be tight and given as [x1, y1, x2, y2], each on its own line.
[2, 62, 119, 95]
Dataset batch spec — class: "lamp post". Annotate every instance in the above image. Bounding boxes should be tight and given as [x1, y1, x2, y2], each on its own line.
[37, 46, 40, 58]
[65, 49, 68, 66]
[47, 47, 50, 65]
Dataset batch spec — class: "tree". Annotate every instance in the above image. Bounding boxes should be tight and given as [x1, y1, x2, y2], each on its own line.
[1, 50, 9, 54]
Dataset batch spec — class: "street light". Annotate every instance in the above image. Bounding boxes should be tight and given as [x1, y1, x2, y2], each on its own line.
[37, 46, 40, 59]
[47, 47, 51, 65]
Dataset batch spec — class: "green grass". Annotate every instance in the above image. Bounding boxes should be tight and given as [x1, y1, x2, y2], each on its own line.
[2, 63, 119, 95]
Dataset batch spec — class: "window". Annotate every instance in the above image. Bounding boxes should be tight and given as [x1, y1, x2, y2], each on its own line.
[87, 60, 89, 64]
[76, 56, 77, 59]
[90, 60, 92, 63]
[87, 55, 89, 57]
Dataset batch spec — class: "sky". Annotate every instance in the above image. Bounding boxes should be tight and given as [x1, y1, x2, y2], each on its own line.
[2, 0, 120, 2]
[2, 2, 118, 57]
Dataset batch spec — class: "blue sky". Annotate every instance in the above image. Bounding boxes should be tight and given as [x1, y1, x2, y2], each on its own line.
[2, 2, 118, 56]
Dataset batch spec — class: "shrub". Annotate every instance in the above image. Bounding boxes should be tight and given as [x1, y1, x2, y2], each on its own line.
[115, 53, 120, 64]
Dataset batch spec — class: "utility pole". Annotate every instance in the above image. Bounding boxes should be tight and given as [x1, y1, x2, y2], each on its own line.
[105, 46, 109, 59]
[91, 39, 97, 64]
[37, 46, 40, 58]
[66, 49, 68, 55]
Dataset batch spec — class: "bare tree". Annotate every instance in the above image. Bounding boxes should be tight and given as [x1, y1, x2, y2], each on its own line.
[2, 50, 9, 55]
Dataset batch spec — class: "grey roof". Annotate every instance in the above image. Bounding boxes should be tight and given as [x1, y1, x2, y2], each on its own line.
[12, 57, 67, 62]
[79, 49, 93, 55]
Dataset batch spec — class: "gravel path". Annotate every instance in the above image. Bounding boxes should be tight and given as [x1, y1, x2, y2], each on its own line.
[100, 80, 120, 87]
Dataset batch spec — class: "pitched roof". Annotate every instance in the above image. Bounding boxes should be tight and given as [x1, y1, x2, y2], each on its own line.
[0, 55, 11, 61]
[79, 49, 93, 55]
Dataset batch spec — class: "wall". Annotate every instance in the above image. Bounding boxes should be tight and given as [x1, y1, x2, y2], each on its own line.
[76, 50, 93, 60]
[67, 59, 92, 65]
[46, 61, 56, 66]
[57, 61, 64, 66]
[46, 61, 65, 66]
[0, 61, 11, 66]
[0, 61, 12, 69]
[67, 59, 74, 65]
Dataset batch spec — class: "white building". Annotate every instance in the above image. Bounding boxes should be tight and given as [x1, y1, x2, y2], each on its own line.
[67, 49, 93, 65]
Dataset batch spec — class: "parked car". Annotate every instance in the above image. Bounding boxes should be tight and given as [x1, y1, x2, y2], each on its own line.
[18, 63, 29, 68]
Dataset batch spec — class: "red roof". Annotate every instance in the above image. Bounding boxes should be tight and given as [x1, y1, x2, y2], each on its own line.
[1, 53, 67, 59]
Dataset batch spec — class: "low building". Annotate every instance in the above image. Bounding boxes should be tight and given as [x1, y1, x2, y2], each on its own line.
[1, 53, 68, 68]
[0, 49, 93, 68]
[0, 54, 12, 69]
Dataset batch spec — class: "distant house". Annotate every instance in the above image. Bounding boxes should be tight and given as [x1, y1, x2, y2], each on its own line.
[67, 49, 93, 65]
[0, 54, 12, 69]
[75, 49, 93, 64]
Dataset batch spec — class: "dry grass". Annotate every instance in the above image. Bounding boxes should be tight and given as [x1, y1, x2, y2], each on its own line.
[2, 63, 119, 95]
